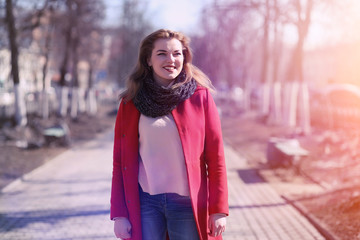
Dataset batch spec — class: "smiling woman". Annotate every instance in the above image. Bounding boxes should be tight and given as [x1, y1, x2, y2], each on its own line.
[110, 29, 229, 240]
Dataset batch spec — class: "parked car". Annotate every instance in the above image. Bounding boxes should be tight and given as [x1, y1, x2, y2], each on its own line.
[310, 83, 360, 129]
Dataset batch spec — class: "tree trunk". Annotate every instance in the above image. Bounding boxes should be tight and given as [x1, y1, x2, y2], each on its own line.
[59, 87, 69, 117]
[14, 84, 27, 126]
[70, 87, 79, 119]
[86, 88, 97, 116]
[86, 66, 97, 115]
[58, 13, 72, 118]
[6, 0, 27, 126]
[242, 79, 251, 111]
[41, 26, 52, 119]
[269, 0, 283, 124]
[78, 88, 86, 113]
[260, 0, 270, 115]
[261, 82, 271, 115]
[42, 88, 49, 119]
[298, 82, 311, 134]
[59, 51, 70, 118]
[70, 35, 80, 120]
[283, 0, 313, 131]
[283, 82, 299, 128]
[269, 81, 282, 124]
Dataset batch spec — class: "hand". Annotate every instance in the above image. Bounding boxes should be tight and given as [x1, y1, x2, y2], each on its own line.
[114, 217, 132, 239]
[208, 213, 226, 237]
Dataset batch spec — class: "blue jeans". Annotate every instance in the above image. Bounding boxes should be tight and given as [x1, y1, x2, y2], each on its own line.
[139, 186, 200, 240]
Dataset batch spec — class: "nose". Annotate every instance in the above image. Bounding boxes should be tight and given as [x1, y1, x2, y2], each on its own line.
[166, 54, 175, 62]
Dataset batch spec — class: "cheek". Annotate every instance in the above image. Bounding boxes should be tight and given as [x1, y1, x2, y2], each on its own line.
[177, 58, 184, 67]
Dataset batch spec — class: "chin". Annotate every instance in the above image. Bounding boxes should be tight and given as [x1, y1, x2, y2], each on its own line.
[170, 72, 181, 79]
[162, 75, 177, 80]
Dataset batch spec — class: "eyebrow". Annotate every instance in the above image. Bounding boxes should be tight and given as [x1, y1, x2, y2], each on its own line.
[156, 49, 182, 53]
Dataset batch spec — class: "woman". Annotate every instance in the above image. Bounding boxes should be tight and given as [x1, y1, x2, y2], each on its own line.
[110, 29, 228, 240]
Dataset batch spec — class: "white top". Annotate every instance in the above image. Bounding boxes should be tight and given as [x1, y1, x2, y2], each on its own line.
[138, 113, 190, 196]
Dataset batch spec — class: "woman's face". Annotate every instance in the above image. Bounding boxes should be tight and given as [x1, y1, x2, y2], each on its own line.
[148, 38, 184, 86]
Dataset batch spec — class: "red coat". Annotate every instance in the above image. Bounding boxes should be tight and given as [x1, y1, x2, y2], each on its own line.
[110, 86, 229, 240]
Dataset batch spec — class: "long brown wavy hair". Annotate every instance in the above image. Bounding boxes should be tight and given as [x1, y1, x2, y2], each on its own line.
[120, 29, 214, 100]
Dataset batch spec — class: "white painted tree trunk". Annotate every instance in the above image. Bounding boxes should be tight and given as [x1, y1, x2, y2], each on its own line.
[283, 81, 299, 127]
[78, 88, 86, 113]
[261, 82, 271, 115]
[268, 81, 282, 124]
[86, 88, 97, 115]
[242, 80, 251, 111]
[273, 82, 282, 123]
[42, 89, 49, 119]
[298, 82, 311, 134]
[59, 86, 69, 117]
[70, 87, 79, 119]
[14, 84, 27, 126]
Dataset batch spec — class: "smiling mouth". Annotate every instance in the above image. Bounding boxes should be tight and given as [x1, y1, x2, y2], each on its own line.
[163, 66, 176, 72]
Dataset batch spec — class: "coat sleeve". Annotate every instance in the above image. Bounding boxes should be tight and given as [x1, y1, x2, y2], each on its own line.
[110, 100, 129, 220]
[204, 89, 229, 216]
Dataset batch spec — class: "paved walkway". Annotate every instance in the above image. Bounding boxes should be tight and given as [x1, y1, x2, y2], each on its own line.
[222, 146, 324, 240]
[0, 130, 325, 240]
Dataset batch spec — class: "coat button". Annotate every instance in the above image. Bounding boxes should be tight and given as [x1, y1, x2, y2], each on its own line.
[124, 167, 127, 170]
[122, 134, 125, 137]
[127, 200, 131, 203]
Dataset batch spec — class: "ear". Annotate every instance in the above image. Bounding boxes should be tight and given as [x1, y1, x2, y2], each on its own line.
[147, 58, 152, 67]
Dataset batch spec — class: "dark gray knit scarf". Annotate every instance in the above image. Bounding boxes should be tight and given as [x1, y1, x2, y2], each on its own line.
[134, 71, 197, 118]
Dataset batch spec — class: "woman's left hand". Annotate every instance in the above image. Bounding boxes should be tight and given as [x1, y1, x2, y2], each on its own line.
[208, 213, 227, 237]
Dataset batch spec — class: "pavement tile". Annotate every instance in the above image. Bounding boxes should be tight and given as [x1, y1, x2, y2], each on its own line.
[0, 131, 115, 240]
[223, 144, 325, 240]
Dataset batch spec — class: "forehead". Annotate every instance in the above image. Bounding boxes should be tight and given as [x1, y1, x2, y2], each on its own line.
[153, 38, 183, 51]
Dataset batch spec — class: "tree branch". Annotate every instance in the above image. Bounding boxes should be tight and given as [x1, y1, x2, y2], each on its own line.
[19, 0, 49, 32]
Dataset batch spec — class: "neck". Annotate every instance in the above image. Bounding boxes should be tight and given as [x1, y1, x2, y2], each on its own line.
[153, 75, 174, 87]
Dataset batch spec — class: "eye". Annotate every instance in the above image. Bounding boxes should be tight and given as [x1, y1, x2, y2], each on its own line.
[157, 53, 166, 56]
[174, 52, 182, 56]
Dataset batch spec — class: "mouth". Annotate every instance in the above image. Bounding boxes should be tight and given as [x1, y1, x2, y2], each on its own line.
[163, 66, 176, 72]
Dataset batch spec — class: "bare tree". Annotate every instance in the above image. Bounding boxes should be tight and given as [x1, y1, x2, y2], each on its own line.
[194, 1, 253, 88]
[80, 30, 104, 116]
[70, 0, 104, 120]
[281, 0, 314, 134]
[5, 0, 48, 126]
[56, 0, 75, 118]
[54, 0, 104, 119]
[37, 3, 58, 120]
[107, 0, 152, 87]
[268, 0, 285, 124]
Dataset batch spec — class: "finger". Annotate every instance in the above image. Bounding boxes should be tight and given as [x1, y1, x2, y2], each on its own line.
[123, 232, 131, 239]
[218, 227, 224, 236]
[209, 226, 215, 237]
[215, 225, 223, 237]
[118, 232, 131, 239]
[208, 220, 214, 236]
[217, 226, 226, 236]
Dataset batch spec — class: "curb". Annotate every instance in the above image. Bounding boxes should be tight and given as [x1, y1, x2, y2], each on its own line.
[282, 195, 340, 240]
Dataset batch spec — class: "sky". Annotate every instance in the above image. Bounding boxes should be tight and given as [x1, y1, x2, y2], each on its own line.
[104, 0, 211, 35]
[104, 0, 360, 50]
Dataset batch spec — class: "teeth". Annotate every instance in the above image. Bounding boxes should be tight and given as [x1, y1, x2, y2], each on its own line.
[164, 67, 175, 70]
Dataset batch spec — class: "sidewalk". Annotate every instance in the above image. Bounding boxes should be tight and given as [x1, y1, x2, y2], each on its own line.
[222, 145, 325, 240]
[0, 130, 325, 240]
